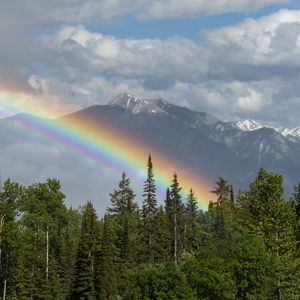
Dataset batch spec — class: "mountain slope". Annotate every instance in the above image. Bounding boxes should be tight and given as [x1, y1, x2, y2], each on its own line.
[0, 93, 299, 199]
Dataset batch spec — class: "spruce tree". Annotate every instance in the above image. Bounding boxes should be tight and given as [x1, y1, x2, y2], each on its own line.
[107, 172, 137, 217]
[211, 177, 230, 204]
[107, 173, 139, 265]
[95, 216, 117, 300]
[165, 173, 185, 264]
[141, 155, 157, 263]
[152, 206, 172, 262]
[185, 188, 199, 253]
[241, 169, 298, 299]
[72, 201, 99, 299]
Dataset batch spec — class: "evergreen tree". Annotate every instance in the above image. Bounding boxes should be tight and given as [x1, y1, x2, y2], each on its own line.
[72, 201, 99, 299]
[211, 177, 230, 204]
[185, 189, 199, 253]
[165, 174, 185, 264]
[59, 208, 82, 299]
[123, 263, 197, 300]
[141, 155, 157, 263]
[107, 172, 137, 217]
[241, 169, 298, 299]
[152, 206, 172, 263]
[95, 216, 117, 300]
[107, 173, 139, 265]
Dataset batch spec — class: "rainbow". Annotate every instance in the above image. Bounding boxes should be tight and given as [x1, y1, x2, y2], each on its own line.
[0, 90, 213, 210]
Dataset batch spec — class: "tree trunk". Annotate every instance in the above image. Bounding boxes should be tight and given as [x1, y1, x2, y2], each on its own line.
[174, 212, 177, 265]
[2, 278, 6, 300]
[0, 214, 6, 266]
[46, 226, 49, 281]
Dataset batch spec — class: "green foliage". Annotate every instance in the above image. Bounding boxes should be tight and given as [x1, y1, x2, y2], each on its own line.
[165, 173, 185, 264]
[211, 177, 231, 204]
[72, 201, 99, 299]
[240, 169, 298, 299]
[0, 179, 23, 298]
[95, 215, 118, 300]
[107, 172, 140, 269]
[141, 155, 158, 264]
[0, 162, 300, 299]
[185, 188, 200, 253]
[123, 263, 197, 300]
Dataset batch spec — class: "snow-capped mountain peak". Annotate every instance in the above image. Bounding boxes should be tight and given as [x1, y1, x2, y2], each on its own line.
[109, 92, 167, 114]
[234, 119, 300, 140]
[276, 127, 300, 137]
[234, 119, 263, 131]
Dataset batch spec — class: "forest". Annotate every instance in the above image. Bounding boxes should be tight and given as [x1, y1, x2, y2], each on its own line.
[0, 155, 300, 300]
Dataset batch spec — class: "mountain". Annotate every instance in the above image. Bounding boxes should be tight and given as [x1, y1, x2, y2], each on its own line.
[0, 92, 299, 203]
[234, 119, 264, 131]
[234, 119, 300, 139]
[69, 93, 300, 191]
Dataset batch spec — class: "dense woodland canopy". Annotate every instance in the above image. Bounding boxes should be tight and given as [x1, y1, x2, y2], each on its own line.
[1, 155, 300, 299]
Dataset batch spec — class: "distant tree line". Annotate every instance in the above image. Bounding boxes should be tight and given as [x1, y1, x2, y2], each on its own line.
[0, 155, 300, 299]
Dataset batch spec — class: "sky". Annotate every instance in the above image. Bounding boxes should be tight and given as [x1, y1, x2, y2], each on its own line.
[1, 0, 300, 127]
[1, 0, 300, 211]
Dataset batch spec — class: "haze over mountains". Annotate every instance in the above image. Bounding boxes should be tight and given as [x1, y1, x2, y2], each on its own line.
[0, 93, 299, 210]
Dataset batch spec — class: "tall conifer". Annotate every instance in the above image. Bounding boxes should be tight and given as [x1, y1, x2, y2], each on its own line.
[141, 155, 157, 263]
[211, 177, 230, 204]
[185, 188, 199, 253]
[107, 173, 139, 265]
[95, 216, 117, 300]
[165, 174, 185, 264]
[72, 201, 98, 299]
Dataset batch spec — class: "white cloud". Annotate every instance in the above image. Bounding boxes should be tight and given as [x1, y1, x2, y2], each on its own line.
[27, 10, 300, 126]
[3, 8, 300, 125]
[0, 0, 287, 28]
[202, 9, 300, 67]
[138, 0, 287, 20]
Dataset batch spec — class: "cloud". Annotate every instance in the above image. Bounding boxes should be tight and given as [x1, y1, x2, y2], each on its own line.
[24, 9, 300, 127]
[138, 0, 287, 20]
[0, 0, 287, 28]
[2, 3, 300, 212]
[2, 7, 300, 128]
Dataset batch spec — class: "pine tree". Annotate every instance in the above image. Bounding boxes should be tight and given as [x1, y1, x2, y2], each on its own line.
[107, 173, 139, 265]
[141, 155, 157, 263]
[152, 206, 172, 263]
[241, 169, 298, 299]
[185, 188, 199, 253]
[165, 173, 185, 264]
[95, 216, 117, 300]
[107, 172, 137, 217]
[72, 201, 99, 299]
[59, 208, 82, 299]
[211, 177, 230, 204]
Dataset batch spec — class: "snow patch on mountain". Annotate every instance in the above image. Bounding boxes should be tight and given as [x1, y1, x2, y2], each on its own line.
[234, 119, 263, 131]
[234, 119, 300, 140]
[109, 92, 167, 115]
